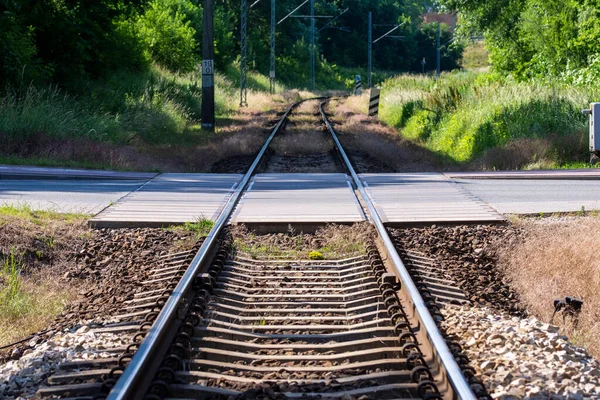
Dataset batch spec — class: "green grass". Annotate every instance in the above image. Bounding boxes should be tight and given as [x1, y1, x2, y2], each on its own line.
[0, 203, 87, 224]
[0, 65, 243, 147]
[1, 250, 25, 314]
[168, 218, 215, 238]
[0, 154, 147, 171]
[0, 247, 71, 346]
[379, 71, 597, 169]
[461, 40, 490, 70]
[234, 232, 366, 261]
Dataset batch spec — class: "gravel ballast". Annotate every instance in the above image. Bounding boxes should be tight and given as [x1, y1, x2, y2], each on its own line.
[390, 225, 525, 315]
[1, 227, 199, 398]
[441, 305, 600, 399]
[1, 326, 126, 399]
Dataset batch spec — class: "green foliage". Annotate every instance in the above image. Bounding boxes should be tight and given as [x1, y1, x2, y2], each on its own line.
[308, 251, 324, 260]
[444, 0, 600, 81]
[413, 22, 464, 72]
[461, 40, 490, 70]
[135, 0, 201, 73]
[0, 5, 42, 86]
[380, 71, 594, 167]
[0, 204, 86, 223]
[403, 109, 434, 140]
[0, 0, 465, 92]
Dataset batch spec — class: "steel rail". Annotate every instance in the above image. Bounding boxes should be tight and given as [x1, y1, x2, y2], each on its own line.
[107, 100, 307, 400]
[319, 101, 477, 400]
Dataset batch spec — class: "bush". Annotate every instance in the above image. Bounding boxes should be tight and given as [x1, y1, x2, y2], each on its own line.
[0, 10, 41, 87]
[135, 0, 200, 73]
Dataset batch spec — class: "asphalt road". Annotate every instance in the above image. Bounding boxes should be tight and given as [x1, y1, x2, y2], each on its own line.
[0, 179, 148, 215]
[455, 179, 600, 214]
[3, 175, 600, 217]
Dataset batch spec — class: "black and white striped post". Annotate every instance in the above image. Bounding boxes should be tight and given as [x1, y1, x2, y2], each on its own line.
[354, 75, 362, 95]
[368, 88, 380, 117]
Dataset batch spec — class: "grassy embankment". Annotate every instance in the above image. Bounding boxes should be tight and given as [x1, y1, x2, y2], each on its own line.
[0, 205, 88, 346]
[376, 71, 598, 170]
[0, 54, 405, 173]
[0, 64, 320, 172]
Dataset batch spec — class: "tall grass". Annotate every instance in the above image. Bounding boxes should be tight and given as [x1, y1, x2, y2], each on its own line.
[0, 86, 120, 143]
[1, 249, 29, 319]
[379, 71, 598, 169]
[0, 64, 248, 152]
[0, 249, 71, 346]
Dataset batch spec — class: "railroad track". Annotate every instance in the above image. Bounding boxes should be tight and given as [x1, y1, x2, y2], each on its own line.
[37, 99, 480, 399]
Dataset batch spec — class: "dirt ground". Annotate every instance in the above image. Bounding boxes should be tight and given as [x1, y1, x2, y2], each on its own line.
[391, 215, 600, 360]
[327, 98, 447, 173]
[497, 216, 600, 358]
[0, 210, 198, 361]
[230, 223, 374, 260]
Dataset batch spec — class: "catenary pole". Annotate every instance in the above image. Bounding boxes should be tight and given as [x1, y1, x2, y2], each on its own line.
[270, 0, 276, 93]
[240, 0, 248, 106]
[436, 21, 441, 79]
[202, 0, 215, 130]
[310, 0, 315, 90]
[368, 12, 372, 89]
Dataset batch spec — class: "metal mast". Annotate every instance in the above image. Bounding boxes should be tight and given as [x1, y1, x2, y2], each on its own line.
[310, 0, 315, 90]
[240, 0, 248, 107]
[201, 0, 215, 131]
[436, 21, 441, 79]
[368, 12, 372, 89]
[270, 0, 276, 93]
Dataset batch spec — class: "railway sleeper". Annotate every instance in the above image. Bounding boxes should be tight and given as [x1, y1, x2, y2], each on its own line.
[194, 336, 400, 353]
[202, 308, 390, 323]
[166, 382, 419, 399]
[192, 346, 406, 363]
[194, 325, 400, 342]
[209, 293, 383, 309]
[207, 301, 387, 316]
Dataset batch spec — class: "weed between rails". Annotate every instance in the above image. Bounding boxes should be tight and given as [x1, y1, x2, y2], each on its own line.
[231, 224, 372, 260]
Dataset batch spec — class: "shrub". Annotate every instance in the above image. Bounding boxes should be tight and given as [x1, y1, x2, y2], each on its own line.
[136, 0, 200, 73]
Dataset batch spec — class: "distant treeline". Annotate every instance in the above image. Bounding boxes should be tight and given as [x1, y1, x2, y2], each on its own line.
[443, 0, 600, 84]
[0, 0, 464, 89]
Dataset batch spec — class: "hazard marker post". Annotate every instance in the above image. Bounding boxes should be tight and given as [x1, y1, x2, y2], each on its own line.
[355, 75, 362, 95]
[369, 88, 380, 117]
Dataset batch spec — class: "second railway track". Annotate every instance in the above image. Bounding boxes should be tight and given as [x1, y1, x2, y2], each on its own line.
[36, 98, 481, 400]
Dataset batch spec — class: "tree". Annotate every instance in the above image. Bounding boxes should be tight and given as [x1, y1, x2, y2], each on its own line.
[135, 0, 201, 72]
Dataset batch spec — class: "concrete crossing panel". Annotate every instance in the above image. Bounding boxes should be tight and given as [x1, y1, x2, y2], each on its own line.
[89, 174, 242, 228]
[231, 173, 366, 225]
[361, 173, 504, 225]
